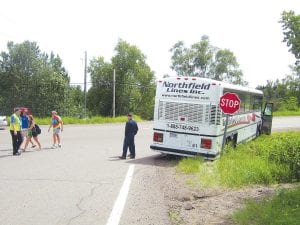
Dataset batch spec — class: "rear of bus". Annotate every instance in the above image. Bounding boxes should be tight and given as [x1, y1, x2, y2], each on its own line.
[150, 77, 223, 159]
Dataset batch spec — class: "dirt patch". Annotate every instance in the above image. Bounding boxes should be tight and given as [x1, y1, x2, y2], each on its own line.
[154, 155, 293, 225]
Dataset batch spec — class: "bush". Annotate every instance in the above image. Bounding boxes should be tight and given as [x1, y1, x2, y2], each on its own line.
[247, 132, 300, 181]
[176, 131, 300, 187]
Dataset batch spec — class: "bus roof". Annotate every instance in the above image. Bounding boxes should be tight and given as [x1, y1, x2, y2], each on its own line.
[158, 76, 263, 95]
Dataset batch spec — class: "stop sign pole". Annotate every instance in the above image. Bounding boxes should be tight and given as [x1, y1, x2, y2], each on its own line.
[219, 92, 241, 153]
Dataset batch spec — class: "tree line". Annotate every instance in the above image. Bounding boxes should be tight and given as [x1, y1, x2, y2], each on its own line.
[258, 11, 300, 111]
[0, 10, 299, 119]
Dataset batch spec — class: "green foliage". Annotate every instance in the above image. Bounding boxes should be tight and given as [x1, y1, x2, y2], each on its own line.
[0, 41, 80, 117]
[258, 12, 300, 110]
[177, 157, 203, 173]
[232, 187, 300, 225]
[258, 67, 300, 111]
[283, 96, 298, 111]
[280, 11, 300, 65]
[176, 131, 300, 187]
[34, 115, 143, 125]
[88, 40, 155, 120]
[170, 35, 247, 85]
[273, 108, 300, 116]
[168, 210, 183, 225]
[216, 149, 290, 187]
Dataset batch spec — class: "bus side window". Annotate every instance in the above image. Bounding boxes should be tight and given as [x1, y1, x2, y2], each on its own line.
[253, 95, 263, 111]
[238, 92, 246, 113]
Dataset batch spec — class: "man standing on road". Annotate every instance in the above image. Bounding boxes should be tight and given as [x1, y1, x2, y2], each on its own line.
[9, 108, 22, 156]
[119, 112, 138, 159]
[48, 111, 63, 148]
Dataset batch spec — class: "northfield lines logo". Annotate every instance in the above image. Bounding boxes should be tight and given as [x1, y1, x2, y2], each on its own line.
[162, 81, 211, 94]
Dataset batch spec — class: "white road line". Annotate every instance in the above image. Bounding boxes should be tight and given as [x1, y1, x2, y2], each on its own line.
[106, 164, 135, 225]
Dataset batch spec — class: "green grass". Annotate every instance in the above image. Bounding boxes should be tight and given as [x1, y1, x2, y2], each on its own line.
[273, 109, 300, 116]
[232, 186, 300, 225]
[168, 210, 183, 225]
[34, 115, 143, 125]
[176, 131, 300, 188]
[177, 157, 204, 173]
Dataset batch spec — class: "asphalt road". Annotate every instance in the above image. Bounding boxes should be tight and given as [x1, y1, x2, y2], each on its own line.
[0, 116, 299, 225]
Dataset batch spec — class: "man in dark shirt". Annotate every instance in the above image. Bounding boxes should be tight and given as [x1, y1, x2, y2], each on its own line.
[119, 112, 138, 159]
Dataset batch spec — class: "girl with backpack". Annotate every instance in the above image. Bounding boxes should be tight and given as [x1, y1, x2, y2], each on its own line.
[22, 115, 42, 151]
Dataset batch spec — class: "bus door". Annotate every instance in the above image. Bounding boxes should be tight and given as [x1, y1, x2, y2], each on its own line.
[261, 103, 273, 135]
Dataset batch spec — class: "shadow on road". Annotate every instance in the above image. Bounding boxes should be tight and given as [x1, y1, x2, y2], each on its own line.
[0, 154, 12, 159]
[126, 154, 182, 168]
[0, 149, 11, 152]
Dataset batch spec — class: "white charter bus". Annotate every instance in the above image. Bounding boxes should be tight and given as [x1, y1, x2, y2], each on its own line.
[150, 77, 273, 159]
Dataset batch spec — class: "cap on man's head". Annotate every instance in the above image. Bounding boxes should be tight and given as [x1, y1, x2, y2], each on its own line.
[127, 112, 133, 117]
[14, 107, 20, 112]
[51, 111, 57, 114]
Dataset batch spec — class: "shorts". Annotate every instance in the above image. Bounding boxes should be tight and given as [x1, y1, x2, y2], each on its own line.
[28, 130, 38, 137]
[22, 129, 29, 137]
[53, 127, 61, 134]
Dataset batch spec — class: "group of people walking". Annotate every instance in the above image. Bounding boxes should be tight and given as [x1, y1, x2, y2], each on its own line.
[9, 108, 63, 156]
[9, 108, 138, 159]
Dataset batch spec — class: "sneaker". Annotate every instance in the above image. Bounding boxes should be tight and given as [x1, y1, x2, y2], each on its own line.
[58, 144, 62, 148]
[13, 152, 21, 156]
[31, 145, 37, 148]
[119, 156, 126, 159]
[128, 154, 135, 159]
[51, 145, 56, 149]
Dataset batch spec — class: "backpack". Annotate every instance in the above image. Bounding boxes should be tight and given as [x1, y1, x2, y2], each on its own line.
[35, 124, 41, 134]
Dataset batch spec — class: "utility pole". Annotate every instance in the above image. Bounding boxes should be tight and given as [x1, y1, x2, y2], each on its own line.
[113, 69, 116, 117]
[84, 51, 87, 119]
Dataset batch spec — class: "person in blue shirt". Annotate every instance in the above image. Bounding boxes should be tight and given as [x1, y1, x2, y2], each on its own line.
[119, 112, 138, 159]
[20, 111, 36, 149]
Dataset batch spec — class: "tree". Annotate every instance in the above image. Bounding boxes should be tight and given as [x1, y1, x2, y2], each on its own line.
[0, 41, 77, 117]
[88, 40, 156, 119]
[258, 67, 300, 110]
[170, 36, 248, 85]
[280, 11, 300, 65]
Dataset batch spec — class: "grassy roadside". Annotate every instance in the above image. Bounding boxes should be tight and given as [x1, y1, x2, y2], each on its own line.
[176, 131, 300, 224]
[177, 131, 300, 187]
[232, 186, 300, 225]
[273, 109, 300, 116]
[34, 115, 143, 125]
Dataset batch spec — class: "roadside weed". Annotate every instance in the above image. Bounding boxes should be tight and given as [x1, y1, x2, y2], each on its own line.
[232, 186, 300, 225]
[176, 131, 300, 187]
[168, 210, 183, 225]
[177, 157, 203, 174]
[35, 115, 143, 125]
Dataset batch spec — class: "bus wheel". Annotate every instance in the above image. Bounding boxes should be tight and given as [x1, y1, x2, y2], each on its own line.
[226, 135, 237, 148]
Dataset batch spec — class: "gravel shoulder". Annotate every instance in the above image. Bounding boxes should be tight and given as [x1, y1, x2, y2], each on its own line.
[154, 155, 295, 225]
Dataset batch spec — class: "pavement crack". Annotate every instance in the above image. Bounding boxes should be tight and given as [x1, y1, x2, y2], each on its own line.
[66, 184, 100, 225]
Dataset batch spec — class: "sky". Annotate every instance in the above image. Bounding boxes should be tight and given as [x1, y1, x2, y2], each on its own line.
[0, 0, 299, 88]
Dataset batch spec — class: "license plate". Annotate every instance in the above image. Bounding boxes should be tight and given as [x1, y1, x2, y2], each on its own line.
[169, 132, 177, 138]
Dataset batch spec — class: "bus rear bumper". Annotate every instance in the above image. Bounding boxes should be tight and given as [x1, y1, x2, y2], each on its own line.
[150, 145, 219, 159]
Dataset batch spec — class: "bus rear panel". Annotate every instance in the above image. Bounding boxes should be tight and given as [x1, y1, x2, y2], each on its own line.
[150, 77, 263, 159]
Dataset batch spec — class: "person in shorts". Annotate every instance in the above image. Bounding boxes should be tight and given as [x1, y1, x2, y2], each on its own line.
[20, 110, 36, 149]
[48, 111, 63, 148]
[22, 115, 41, 151]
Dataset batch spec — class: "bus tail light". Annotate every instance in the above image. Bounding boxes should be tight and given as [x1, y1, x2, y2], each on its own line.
[201, 138, 212, 149]
[153, 132, 164, 142]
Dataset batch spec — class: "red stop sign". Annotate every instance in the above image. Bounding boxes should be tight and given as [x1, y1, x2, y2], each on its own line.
[219, 92, 241, 114]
